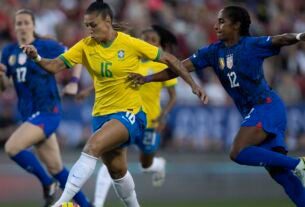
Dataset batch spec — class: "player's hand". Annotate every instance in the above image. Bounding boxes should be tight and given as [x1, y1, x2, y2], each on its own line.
[191, 84, 209, 104]
[20, 44, 38, 59]
[127, 73, 145, 88]
[0, 63, 7, 77]
[62, 82, 78, 96]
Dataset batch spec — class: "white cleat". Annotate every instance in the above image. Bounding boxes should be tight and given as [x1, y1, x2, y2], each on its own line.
[293, 157, 305, 187]
[152, 157, 166, 187]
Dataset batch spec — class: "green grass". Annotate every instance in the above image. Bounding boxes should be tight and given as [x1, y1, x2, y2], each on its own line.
[0, 199, 294, 207]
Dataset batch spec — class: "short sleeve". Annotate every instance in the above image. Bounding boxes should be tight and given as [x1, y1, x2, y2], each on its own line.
[130, 37, 160, 61]
[0, 45, 11, 77]
[247, 36, 280, 58]
[59, 40, 84, 68]
[189, 46, 212, 70]
[43, 40, 66, 59]
[163, 78, 178, 87]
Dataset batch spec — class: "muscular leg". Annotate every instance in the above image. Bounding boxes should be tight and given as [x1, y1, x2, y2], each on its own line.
[4, 122, 53, 186]
[266, 148, 305, 206]
[102, 148, 139, 207]
[52, 119, 134, 206]
[230, 126, 299, 169]
[36, 134, 91, 206]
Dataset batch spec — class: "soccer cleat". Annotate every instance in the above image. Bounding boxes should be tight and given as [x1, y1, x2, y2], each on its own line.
[152, 157, 166, 187]
[293, 157, 305, 187]
[43, 181, 59, 207]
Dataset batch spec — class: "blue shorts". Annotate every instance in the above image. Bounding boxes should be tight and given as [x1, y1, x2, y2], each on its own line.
[241, 93, 287, 150]
[27, 112, 61, 138]
[92, 110, 147, 147]
[135, 128, 161, 154]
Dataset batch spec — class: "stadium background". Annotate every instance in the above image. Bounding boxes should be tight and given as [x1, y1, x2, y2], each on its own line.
[0, 0, 305, 206]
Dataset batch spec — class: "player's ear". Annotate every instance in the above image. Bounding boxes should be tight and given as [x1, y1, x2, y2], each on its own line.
[233, 21, 241, 32]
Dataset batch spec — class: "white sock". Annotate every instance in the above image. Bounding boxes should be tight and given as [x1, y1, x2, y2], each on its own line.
[94, 165, 112, 207]
[141, 157, 164, 173]
[296, 158, 305, 171]
[112, 171, 140, 207]
[52, 152, 97, 207]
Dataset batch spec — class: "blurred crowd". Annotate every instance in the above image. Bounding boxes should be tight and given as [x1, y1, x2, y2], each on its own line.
[1, 0, 305, 151]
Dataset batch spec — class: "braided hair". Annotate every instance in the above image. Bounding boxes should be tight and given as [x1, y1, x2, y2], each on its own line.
[223, 6, 251, 36]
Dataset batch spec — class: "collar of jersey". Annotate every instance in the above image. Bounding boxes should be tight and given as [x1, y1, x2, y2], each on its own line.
[99, 32, 119, 48]
[220, 36, 245, 48]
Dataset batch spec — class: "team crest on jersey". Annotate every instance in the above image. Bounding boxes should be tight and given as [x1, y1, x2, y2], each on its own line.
[226, 54, 233, 69]
[18, 53, 27, 65]
[8, 55, 16, 66]
[218, 58, 225, 70]
[118, 50, 125, 59]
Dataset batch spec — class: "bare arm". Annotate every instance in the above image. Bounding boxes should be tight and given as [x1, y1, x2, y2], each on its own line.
[20, 45, 67, 73]
[158, 52, 196, 88]
[62, 64, 83, 95]
[0, 64, 8, 92]
[271, 32, 305, 47]
[141, 58, 195, 83]
[159, 86, 176, 120]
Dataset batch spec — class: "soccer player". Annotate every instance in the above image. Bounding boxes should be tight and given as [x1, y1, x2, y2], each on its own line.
[0, 9, 92, 207]
[20, 1, 206, 207]
[93, 25, 178, 206]
[129, 5, 305, 206]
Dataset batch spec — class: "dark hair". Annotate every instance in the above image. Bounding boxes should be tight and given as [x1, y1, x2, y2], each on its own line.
[223, 6, 251, 36]
[142, 25, 177, 52]
[15, 9, 35, 25]
[86, 0, 113, 21]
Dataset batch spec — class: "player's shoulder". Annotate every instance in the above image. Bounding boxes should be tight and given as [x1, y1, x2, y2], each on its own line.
[35, 38, 65, 49]
[2, 42, 18, 54]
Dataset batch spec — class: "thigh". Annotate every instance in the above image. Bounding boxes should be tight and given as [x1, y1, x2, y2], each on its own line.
[35, 134, 63, 174]
[102, 147, 128, 179]
[232, 126, 268, 152]
[84, 119, 129, 157]
[5, 122, 45, 155]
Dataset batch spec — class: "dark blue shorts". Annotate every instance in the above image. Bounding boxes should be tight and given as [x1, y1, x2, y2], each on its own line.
[241, 94, 287, 150]
[26, 112, 61, 138]
[92, 110, 147, 147]
[135, 128, 161, 154]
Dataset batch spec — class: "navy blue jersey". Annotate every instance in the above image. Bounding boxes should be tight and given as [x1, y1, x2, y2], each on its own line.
[1, 38, 65, 121]
[190, 36, 281, 117]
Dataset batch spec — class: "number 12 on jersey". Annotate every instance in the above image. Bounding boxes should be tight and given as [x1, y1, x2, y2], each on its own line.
[227, 71, 240, 88]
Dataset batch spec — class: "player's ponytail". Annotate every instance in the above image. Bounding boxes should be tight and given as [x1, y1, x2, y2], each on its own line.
[223, 6, 251, 36]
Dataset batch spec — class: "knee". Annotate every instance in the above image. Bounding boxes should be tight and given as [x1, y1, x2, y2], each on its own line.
[83, 142, 101, 158]
[107, 163, 127, 179]
[4, 140, 21, 157]
[46, 161, 63, 175]
[229, 145, 242, 162]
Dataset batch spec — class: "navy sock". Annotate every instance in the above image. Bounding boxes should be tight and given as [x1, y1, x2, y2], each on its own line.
[235, 146, 300, 169]
[267, 168, 305, 207]
[53, 167, 91, 207]
[10, 150, 53, 186]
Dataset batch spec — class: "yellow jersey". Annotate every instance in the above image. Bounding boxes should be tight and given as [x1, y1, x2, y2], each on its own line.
[59, 32, 160, 116]
[139, 60, 177, 128]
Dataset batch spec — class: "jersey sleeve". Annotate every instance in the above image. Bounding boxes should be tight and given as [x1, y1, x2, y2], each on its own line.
[248, 36, 280, 58]
[163, 78, 178, 87]
[189, 46, 212, 71]
[59, 40, 84, 68]
[0, 45, 11, 77]
[130, 37, 161, 61]
[43, 40, 66, 59]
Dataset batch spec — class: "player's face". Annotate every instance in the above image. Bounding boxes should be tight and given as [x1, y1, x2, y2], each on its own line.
[15, 13, 35, 43]
[141, 31, 160, 47]
[214, 9, 239, 41]
[84, 13, 112, 42]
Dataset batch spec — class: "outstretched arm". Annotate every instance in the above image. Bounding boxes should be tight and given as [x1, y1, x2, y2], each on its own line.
[62, 64, 83, 95]
[271, 32, 305, 47]
[20, 45, 67, 73]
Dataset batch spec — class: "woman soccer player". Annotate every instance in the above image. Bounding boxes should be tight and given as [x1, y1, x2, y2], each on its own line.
[0, 9, 92, 207]
[20, 1, 206, 206]
[93, 25, 178, 206]
[129, 5, 305, 206]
